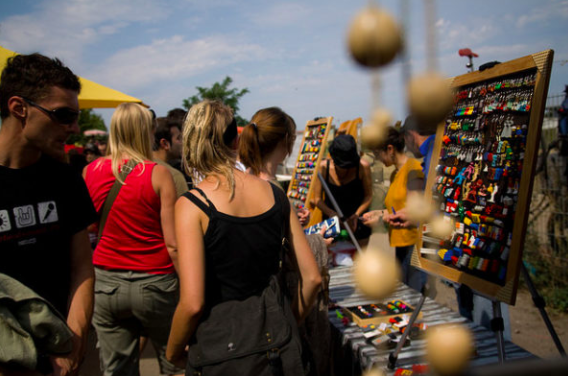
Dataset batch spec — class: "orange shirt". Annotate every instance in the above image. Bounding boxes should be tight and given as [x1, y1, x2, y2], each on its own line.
[384, 158, 424, 247]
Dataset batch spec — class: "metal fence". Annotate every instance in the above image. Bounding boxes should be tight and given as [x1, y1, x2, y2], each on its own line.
[525, 92, 568, 286]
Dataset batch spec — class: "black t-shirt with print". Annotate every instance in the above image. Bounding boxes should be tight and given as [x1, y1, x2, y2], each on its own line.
[0, 155, 96, 316]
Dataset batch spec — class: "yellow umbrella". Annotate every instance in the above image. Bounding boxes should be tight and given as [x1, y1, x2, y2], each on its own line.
[1, 45, 147, 109]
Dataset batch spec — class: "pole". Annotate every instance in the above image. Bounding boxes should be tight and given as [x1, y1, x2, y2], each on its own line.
[520, 263, 566, 356]
[387, 292, 427, 369]
[491, 301, 506, 364]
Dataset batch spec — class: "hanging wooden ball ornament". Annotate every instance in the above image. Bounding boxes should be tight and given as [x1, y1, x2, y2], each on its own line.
[425, 324, 474, 376]
[407, 72, 453, 129]
[361, 108, 392, 149]
[362, 367, 386, 376]
[353, 247, 400, 300]
[347, 6, 403, 68]
[405, 192, 434, 223]
[429, 215, 455, 239]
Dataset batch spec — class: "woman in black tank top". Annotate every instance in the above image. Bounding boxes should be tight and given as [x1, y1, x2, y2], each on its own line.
[313, 134, 373, 242]
[165, 100, 321, 373]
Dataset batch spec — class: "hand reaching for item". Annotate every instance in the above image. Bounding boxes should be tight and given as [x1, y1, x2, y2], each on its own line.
[296, 207, 311, 227]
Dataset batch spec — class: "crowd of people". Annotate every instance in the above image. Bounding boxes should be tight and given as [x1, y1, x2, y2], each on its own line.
[0, 52, 479, 376]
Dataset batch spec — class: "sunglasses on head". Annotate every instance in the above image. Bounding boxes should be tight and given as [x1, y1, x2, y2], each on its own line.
[22, 97, 79, 125]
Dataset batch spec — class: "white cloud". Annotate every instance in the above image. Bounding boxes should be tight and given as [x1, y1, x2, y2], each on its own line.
[90, 34, 268, 90]
[0, 0, 168, 65]
[248, 3, 312, 27]
[516, 0, 568, 28]
[436, 17, 498, 53]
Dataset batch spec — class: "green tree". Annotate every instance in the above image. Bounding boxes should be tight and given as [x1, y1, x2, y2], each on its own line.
[66, 109, 107, 145]
[183, 76, 250, 125]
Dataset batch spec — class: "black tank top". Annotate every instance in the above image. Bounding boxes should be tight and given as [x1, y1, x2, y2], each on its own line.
[182, 183, 288, 306]
[324, 160, 364, 219]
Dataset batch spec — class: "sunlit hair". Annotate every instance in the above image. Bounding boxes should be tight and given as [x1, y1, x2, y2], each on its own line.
[238, 107, 296, 176]
[104, 103, 154, 184]
[182, 100, 236, 198]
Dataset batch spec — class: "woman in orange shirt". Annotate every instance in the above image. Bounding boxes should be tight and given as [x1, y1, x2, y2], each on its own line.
[362, 127, 427, 293]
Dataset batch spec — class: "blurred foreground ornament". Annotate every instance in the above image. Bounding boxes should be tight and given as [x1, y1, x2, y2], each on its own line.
[353, 247, 401, 300]
[347, 5, 403, 68]
[425, 324, 474, 376]
[407, 72, 453, 130]
[405, 192, 434, 223]
[362, 367, 386, 376]
[429, 215, 455, 239]
[361, 108, 392, 149]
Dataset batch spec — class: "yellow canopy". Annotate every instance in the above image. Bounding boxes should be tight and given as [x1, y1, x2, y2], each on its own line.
[1, 45, 146, 109]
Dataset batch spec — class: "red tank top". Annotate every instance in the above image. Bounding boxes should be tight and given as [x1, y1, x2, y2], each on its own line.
[85, 158, 174, 274]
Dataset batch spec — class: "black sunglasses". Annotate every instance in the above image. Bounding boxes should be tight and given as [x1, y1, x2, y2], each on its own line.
[23, 97, 79, 125]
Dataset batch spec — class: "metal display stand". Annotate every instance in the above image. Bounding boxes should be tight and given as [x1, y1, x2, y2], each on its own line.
[520, 263, 566, 356]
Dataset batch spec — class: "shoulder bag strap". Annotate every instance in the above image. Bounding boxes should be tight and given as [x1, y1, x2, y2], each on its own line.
[278, 184, 291, 266]
[98, 159, 139, 241]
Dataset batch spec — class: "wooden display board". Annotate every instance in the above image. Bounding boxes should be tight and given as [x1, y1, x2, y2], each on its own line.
[287, 117, 333, 219]
[337, 117, 362, 139]
[413, 50, 554, 305]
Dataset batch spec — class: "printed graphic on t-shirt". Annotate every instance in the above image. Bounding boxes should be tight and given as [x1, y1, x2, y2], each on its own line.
[0, 210, 11, 232]
[38, 201, 58, 224]
[13, 205, 36, 228]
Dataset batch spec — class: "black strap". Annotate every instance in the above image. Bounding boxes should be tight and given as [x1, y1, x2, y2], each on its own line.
[98, 160, 139, 241]
[182, 190, 212, 216]
[192, 187, 217, 211]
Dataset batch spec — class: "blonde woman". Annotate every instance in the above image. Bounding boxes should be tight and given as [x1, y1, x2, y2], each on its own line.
[166, 100, 321, 374]
[83, 103, 183, 376]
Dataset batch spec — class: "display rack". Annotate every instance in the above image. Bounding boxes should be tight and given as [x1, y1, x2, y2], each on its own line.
[287, 117, 333, 223]
[414, 50, 554, 305]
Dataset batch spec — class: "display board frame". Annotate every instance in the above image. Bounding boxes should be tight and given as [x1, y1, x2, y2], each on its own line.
[287, 117, 333, 225]
[413, 50, 554, 305]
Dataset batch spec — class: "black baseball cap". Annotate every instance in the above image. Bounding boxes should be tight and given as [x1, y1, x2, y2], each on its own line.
[329, 134, 360, 169]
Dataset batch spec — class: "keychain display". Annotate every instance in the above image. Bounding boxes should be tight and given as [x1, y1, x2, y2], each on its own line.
[415, 49, 554, 305]
[287, 118, 332, 210]
[428, 70, 537, 286]
[343, 300, 422, 326]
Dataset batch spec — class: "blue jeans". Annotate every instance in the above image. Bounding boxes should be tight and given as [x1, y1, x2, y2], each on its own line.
[395, 245, 427, 293]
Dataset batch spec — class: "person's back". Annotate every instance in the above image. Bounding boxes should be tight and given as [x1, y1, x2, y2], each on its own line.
[85, 158, 174, 273]
[166, 100, 321, 375]
[82, 103, 183, 376]
[184, 173, 284, 304]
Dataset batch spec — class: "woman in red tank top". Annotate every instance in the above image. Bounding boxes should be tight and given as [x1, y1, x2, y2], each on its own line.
[83, 103, 183, 376]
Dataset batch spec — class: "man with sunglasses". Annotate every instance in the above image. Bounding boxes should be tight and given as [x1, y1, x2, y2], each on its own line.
[0, 53, 96, 376]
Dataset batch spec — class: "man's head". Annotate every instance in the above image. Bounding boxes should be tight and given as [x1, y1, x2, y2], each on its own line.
[0, 53, 81, 161]
[84, 143, 100, 163]
[154, 122, 183, 161]
[401, 115, 435, 158]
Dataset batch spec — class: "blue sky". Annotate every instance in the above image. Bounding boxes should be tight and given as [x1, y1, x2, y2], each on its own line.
[1, 0, 568, 129]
